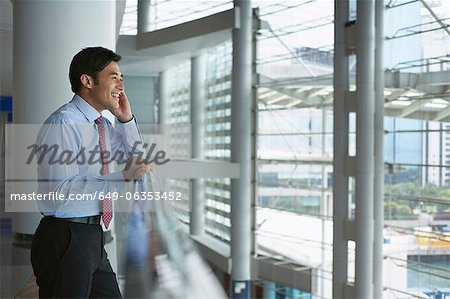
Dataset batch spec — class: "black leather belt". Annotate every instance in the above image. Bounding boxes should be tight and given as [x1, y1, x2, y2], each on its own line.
[45, 215, 101, 225]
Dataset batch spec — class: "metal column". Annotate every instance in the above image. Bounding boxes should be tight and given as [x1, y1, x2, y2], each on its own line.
[332, 0, 350, 297]
[158, 71, 169, 125]
[319, 107, 328, 298]
[137, 0, 152, 33]
[355, 0, 376, 298]
[190, 54, 206, 235]
[374, 1, 385, 298]
[231, 0, 252, 298]
[136, 0, 155, 126]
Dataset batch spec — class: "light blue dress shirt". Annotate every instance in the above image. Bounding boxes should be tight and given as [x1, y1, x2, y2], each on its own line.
[36, 94, 143, 217]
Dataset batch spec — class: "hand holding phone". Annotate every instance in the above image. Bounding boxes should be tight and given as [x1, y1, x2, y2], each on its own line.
[112, 90, 133, 123]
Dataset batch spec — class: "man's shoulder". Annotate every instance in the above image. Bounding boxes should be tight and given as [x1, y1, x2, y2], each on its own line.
[45, 102, 85, 124]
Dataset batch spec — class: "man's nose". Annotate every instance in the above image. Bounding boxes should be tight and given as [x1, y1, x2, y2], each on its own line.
[117, 80, 124, 90]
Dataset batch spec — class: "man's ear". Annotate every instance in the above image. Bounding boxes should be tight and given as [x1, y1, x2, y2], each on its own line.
[80, 74, 94, 89]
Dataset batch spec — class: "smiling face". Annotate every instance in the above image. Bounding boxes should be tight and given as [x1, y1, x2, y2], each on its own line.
[88, 61, 124, 113]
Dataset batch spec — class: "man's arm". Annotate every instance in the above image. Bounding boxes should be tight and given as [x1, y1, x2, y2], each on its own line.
[106, 90, 151, 180]
[107, 89, 144, 161]
[36, 120, 124, 216]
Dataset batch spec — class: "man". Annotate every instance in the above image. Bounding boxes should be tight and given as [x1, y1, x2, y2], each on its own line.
[31, 46, 150, 298]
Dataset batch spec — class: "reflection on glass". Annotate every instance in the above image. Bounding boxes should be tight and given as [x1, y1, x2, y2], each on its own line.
[124, 174, 227, 299]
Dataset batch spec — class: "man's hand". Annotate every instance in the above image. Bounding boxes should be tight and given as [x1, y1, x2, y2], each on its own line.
[122, 157, 152, 181]
[113, 91, 133, 123]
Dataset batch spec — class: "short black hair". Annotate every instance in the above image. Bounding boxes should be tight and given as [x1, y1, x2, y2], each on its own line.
[69, 47, 121, 93]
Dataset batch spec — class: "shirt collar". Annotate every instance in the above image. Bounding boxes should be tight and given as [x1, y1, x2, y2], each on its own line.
[71, 94, 102, 123]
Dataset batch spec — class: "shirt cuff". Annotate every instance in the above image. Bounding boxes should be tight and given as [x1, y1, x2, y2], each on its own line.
[117, 115, 134, 124]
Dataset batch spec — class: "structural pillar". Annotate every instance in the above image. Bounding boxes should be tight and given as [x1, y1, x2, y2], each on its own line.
[137, 0, 152, 33]
[319, 107, 328, 298]
[373, 0, 385, 298]
[158, 71, 169, 125]
[230, 0, 252, 298]
[332, 0, 350, 297]
[12, 0, 116, 239]
[134, 0, 155, 125]
[355, 0, 376, 297]
[334, 2, 379, 297]
[190, 54, 206, 235]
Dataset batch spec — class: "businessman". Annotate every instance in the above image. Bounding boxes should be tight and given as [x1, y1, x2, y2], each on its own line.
[31, 46, 151, 298]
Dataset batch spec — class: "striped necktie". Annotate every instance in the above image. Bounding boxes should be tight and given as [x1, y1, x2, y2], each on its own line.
[95, 117, 113, 229]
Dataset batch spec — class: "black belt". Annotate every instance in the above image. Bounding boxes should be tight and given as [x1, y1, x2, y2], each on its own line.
[45, 215, 101, 225]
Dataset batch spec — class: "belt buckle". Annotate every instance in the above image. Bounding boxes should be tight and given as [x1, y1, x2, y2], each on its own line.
[88, 215, 100, 225]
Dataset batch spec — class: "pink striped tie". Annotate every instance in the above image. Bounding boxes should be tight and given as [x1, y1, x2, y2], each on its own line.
[95, 117, 113, 229]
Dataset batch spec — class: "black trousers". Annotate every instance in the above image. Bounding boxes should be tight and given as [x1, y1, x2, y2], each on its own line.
[31, 217, 122, 298]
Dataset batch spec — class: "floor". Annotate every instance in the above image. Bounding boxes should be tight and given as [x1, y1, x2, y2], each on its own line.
[0, 217, 33, 299]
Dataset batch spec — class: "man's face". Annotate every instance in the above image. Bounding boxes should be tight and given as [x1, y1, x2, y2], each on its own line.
[90, 61, 124, 112]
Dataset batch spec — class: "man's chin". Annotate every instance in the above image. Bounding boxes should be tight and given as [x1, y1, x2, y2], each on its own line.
[111, 106, 120, 114]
